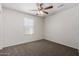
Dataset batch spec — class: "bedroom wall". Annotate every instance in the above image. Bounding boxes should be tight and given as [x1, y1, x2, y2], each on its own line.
[44, 6, 79, 49]
[0, 4, 3, 49]
[2, 7, 44, 48]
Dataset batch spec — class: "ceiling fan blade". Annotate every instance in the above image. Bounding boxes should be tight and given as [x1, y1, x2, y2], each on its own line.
[40, 3, 43, 10]
[43, 11, 48, 14]
[40, 3, 43, 7]
[44, 6, 53, 10]
[31, 10, 38, 11]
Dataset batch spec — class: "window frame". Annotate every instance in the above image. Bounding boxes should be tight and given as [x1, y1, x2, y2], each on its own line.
[24, 18, 34, 35]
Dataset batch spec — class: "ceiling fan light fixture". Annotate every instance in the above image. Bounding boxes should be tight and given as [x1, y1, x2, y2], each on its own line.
[37, 10, 44, 15]
[40, 11, 44, 15]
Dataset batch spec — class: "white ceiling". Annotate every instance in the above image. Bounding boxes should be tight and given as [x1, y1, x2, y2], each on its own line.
[2, 3, 79, 17]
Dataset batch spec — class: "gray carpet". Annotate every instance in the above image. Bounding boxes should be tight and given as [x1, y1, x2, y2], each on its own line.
[0, 39, 78, 56]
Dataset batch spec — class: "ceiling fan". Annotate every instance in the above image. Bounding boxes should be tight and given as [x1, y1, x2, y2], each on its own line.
[31, 3, 53, 15]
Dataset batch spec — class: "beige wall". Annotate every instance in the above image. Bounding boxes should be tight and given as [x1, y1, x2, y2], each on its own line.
[44, 6, 79, 49]
[0, 4, 3, 49]
[2, 8, 44, 48]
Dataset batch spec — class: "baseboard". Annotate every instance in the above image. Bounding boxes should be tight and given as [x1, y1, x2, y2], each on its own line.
[2, 39, 42, 48]
[45, 39, 78, 50]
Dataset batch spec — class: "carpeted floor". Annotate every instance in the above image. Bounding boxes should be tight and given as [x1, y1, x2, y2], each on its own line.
[0, 39, 78, 56]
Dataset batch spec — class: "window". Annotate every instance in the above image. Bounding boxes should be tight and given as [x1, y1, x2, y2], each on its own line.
[24, 18, 34, 34]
